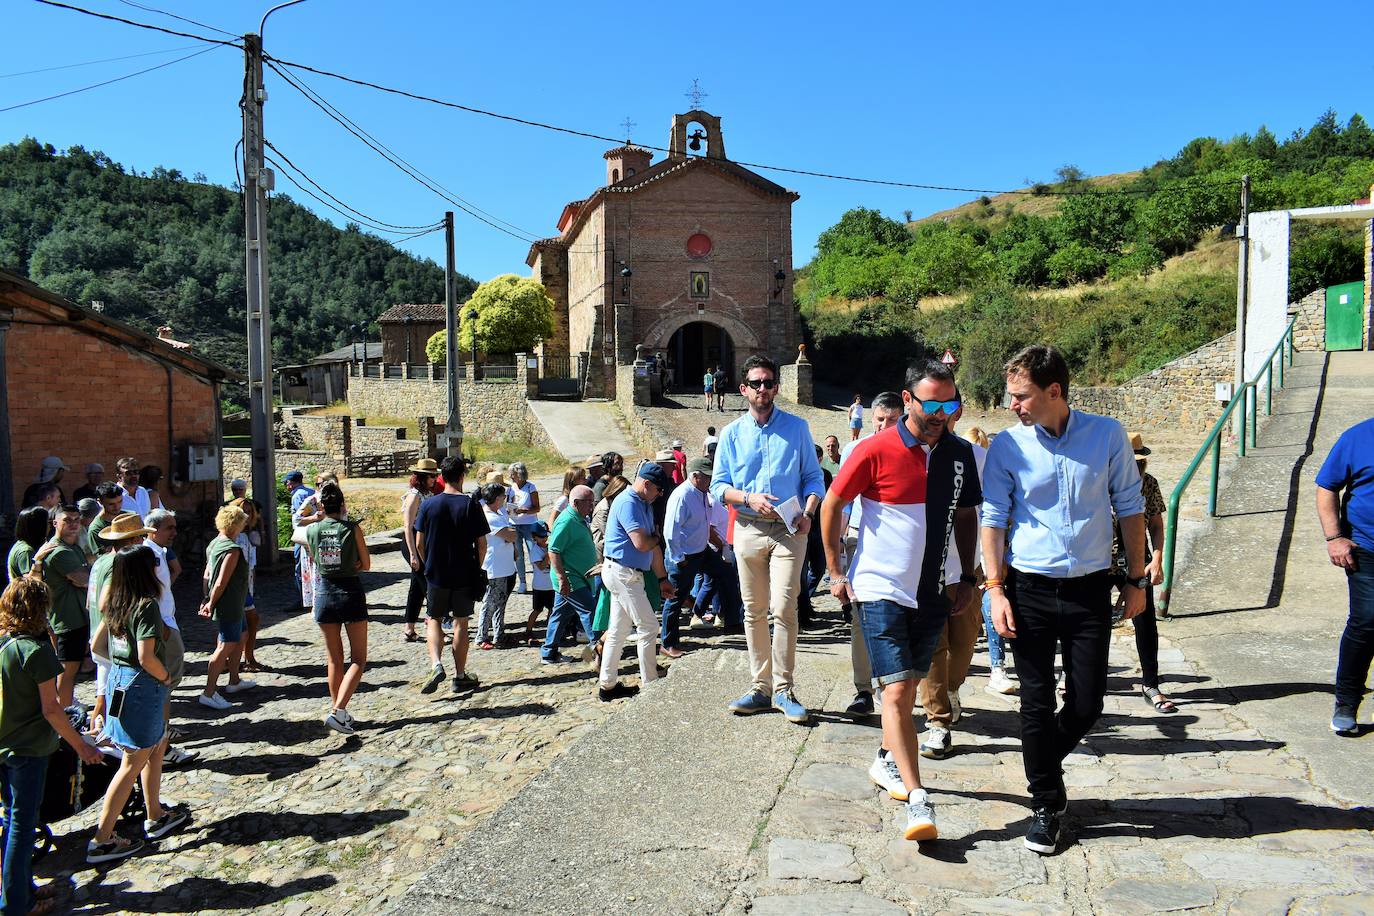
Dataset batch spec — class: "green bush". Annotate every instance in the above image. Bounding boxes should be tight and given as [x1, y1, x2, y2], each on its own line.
[1290, 225, 1365, 299]
[1046, 241, 1109, 285]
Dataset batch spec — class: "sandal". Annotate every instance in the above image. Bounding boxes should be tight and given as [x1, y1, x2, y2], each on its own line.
[403, 631, 420, 643]
[241, 660, 262, 672]
[1143, 687, 1177, 713]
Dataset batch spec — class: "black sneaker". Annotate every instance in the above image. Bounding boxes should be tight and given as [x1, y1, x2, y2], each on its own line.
[420, 665, 445, 695]
[845, 691, 875, 718]
[598, 682, 640, 702]
[1024, 802, 1066, 855]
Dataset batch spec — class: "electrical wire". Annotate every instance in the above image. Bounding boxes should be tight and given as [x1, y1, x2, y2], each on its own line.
[266, 61, 544, 240]
[264, 141, 444, 231]
[31, 0, 241, 46]
[265, 154, 443, 237]
[0, 43, 201, 79]
[267, 55, 1239, 200]
[0, 44, 219, 113]
[114, 0, 238, 39]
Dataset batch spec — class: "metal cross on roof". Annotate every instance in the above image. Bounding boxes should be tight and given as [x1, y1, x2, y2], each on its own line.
[619, 116, 636, 142]
[684, 78, 708, 109]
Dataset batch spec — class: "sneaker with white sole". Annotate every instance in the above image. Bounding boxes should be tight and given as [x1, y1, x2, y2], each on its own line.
[903, 789, 938, 841]
[86, 836, 144, 864]
[986, 667, 1017, 695]
[452, 671, 480, 693]
[868, 751, 909, 801]
[163, 746, 198, 768]
[920, 725, 951, 759]
[222, 679, 256, 694]
[337, 708, 355, 726]
[144, 804, 191, 840]
[323, 711, 355, 735]
[197, 692, 231, 711]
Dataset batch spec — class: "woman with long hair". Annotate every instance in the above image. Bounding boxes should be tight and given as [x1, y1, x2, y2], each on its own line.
[89, 546, 190, 863]
[6, 505, 50, 583]
[0, 578, 103, 910]
[199, 505, 251, 710]
[138, 466, 164, 512]
[302, 481, 371, 735]
[233, 499, 264, 671]
[400, 460, 438, 642]
[547, 465, 587, 530]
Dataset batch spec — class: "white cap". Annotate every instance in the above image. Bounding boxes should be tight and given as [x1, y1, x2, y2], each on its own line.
[230, 478, 248, 491]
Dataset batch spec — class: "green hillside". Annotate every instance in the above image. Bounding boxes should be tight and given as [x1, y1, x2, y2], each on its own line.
[0, 138, 476, 386]
[799, 110, 1374, 404]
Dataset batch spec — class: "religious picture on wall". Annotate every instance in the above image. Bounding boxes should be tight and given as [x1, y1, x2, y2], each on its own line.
[690, 271, 709, 299]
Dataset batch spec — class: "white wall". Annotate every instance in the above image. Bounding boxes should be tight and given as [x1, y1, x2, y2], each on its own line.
[1245, 209, 1292, 388]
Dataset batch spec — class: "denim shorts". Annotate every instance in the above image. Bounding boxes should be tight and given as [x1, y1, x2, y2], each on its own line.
[857, 598, 949, 687]
[102, 664, 168, 751]
[314, 576, 368, 625]
[216, 615, 244, 644]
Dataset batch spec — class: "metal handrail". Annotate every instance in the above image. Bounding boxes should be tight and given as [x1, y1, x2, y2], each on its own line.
[1158, 317, 1298, 612]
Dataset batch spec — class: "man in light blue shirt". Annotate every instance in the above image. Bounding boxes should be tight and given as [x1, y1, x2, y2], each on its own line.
[285, 470, 315, 604]
[661, 457, 741, 656]
[979, 345, 1146, 857]
[710, 354, 825, 724]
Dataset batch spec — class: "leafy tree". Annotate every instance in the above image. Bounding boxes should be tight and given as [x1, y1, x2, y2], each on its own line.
[1055, 164, 1086, 185]
[425, 329, 446, 364]
[1290, 225, 1365, 299]
[459, 274, 554, 357]
[1046, 241, 1109, 285]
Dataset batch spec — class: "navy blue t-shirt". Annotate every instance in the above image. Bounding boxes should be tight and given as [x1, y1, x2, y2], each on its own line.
[1316, 417, 1374, 552]
[415, 492, 491, 589]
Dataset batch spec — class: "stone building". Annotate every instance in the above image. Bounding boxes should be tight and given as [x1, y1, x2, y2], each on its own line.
[526, 109, 800, 399]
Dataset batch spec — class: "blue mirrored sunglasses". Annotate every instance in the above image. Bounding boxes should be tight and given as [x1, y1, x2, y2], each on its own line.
[919, 399, 961, 415]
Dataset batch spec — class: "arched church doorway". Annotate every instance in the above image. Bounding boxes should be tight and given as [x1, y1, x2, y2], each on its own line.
[668, 321, 734, 392]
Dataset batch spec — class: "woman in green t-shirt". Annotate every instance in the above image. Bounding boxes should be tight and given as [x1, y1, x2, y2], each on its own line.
[89, 545, 190, 864]
[5, 506, 49, 584]
[198, 504, 251, 711]
[0, 577, 103, 913]
[298, 481, 371, 736]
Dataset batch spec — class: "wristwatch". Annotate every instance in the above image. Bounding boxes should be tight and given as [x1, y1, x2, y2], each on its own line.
[1126, 575, 1150, 590]
[959, 573, 977, 586]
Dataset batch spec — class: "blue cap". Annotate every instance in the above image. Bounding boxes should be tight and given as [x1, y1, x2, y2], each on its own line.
[637, 462, 671, 490]
[532, 522, 550, 538]
[283, 470, 304, 483]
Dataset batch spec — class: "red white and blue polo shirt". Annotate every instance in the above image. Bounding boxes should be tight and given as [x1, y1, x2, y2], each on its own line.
[830, 419, 982, 610]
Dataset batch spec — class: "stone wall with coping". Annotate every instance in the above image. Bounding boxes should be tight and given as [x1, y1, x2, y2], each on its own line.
[779, 353, 813, 406]
[348, 373, 555, 452]
[222, 448, 332, 488]
[1072, 331, 1236, 434]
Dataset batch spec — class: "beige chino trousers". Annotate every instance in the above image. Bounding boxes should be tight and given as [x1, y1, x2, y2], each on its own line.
[734, 517, 806, 696]
[920, 584, 983, 727]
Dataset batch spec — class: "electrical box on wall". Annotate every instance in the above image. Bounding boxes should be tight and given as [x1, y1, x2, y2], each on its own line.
[186, 444, 220, 482]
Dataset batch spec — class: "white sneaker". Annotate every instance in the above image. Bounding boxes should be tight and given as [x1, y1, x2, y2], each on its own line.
[337, 708, 355, 726]
[223, 679, 257, 694]
[868, 751, 909, 801]
[920, 725, 951, 759]
[950, 691, 962, 724]
[986, 667, 1017, 695]
[323, 711, 355, 735]
[903, 789, 938, 841]
[198, 692, 231, 710]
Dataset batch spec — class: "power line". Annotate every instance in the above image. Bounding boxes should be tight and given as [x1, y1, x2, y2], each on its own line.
[31, 0, 241, 47]
[0, 43, 201, 79]
[264, 140, 444, 231]
[265, 154, 441, 236]
[0, 45, 219, 113]
[114, 0, 237, 39]
[267, 55, 1239, 201]
[266, 61, 543, 240]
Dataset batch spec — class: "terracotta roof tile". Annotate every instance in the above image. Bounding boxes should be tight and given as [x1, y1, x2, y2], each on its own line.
[378, 303, 447, 322]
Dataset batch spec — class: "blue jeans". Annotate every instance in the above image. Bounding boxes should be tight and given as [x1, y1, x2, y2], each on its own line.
[980, 590, 1006, 669]
[1336, 546, 1374, 709]
[542, 585, 597, 660]
[856, 598, 948, 686]
[1, 754, 49, 916]
[662, 549, 742, 648]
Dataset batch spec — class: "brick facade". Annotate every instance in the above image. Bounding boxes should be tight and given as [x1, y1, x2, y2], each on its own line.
[528, 112, 799, 400]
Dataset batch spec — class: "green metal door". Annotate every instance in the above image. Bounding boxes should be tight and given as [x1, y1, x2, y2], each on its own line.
[1325, 281, 1365, 351]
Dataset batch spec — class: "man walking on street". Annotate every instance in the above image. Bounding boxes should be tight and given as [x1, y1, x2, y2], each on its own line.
[415, 456, 488, 694]
[543, 485, 600, 665]
[821, 360, 980, 841]
[661, 457, 742, 657]
[1316, 416, 1374, 736]
[981, 345, 1146, 856]
[711, 355, 825, 723]
[713, 365, 728, 411]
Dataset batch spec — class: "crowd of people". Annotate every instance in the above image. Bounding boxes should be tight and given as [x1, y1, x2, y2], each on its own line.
[2, 341, 1370, 910]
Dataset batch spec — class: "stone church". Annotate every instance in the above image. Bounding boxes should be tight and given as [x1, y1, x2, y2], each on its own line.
[526, 110, 800, 400]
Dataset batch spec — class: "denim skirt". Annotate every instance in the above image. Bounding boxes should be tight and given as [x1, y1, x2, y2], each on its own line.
[313, 575, 368, 625]
[102, 664, 168, 751]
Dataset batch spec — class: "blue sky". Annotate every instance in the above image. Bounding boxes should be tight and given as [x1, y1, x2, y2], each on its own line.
[7, 0, 1372, 282]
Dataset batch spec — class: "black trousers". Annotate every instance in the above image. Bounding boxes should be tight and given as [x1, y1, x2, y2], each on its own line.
[1131, 585, 1159, 689]
[399, 543, 428, 625]
[1007, 567, 1113, 808]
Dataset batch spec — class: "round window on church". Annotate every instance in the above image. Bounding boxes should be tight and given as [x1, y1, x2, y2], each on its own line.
[686, 233, 713, 258]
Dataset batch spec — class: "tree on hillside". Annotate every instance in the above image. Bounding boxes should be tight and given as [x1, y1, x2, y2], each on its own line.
[424, 274, 554, 361]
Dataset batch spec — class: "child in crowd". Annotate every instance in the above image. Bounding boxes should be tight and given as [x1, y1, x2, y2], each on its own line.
[523, 523, 554, 645]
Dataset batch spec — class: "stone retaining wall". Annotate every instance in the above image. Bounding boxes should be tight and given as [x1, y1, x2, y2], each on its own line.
[1072, 332, 1235, 434]
[349, 375, 555, 452]
[1289, 288, 1325, 353]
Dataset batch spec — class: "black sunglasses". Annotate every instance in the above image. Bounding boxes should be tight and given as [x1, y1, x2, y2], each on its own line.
[744, 378, 778, 391]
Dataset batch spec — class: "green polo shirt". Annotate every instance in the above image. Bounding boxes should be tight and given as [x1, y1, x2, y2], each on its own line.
[0, 634, 63, 760]
[548, 509, 597, 592]
[40, 539, 87, 635]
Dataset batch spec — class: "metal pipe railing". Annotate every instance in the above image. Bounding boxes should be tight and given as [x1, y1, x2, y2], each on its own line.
[1158, 317, 1298, 612]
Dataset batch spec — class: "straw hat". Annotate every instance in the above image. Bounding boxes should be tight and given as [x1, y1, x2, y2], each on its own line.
[97, 512, 154, 542]
[409, 457, 440, 475]
[484, 470, 507, 487]
[654, 449, 676, 463]
[1128, 432, 1151, 456]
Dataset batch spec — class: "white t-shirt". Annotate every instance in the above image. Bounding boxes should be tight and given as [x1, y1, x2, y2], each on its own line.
[849, 403, 863, 424]
[483, 507, 517, 577]
[235, 531, 258, 596]
[511, 481, 539, 527]
[528, 541, 552, 590]
[702, 434, 718, 453]
[119, 485, 152, 520]
[143, 538, 179, 629]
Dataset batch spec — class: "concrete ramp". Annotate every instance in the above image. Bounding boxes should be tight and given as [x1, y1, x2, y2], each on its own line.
[527, 399, 638, 461]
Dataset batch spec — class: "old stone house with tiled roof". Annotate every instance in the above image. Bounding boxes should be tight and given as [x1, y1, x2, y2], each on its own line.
[526, 109, 800, 399]
[379, 302, 448, 364]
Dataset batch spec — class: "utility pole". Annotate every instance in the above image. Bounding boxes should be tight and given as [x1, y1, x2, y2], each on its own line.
[242, 32, 279, 566]
[1233, 173, 1251, 438]
[443, 211, 464, 457]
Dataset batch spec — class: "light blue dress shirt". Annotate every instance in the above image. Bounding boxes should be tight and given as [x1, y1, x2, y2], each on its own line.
[664, 482, 712, 563]
[709, 407, 826, 520]
[980, 410, 1144, 578]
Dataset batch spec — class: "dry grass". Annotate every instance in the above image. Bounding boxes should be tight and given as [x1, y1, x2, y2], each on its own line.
[912, 171, 1144, 225]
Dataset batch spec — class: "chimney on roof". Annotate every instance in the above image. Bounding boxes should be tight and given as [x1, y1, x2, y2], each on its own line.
[604, 145, 652, 186]
[158, 326, 173, 339]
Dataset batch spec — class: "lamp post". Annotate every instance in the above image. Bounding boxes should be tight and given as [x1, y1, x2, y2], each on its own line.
[620, 265, 632, 300]
[403, 314, 413, 364]
[466, 307, 479, 377]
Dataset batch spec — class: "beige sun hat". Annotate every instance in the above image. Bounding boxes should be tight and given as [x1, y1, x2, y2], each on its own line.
[97, 512, 155, 542]
[409, 458, 440, 475]
[484, 471, 507, 487]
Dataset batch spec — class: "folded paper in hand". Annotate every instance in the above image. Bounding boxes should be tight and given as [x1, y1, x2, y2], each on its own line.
[774, 495, 804, 534]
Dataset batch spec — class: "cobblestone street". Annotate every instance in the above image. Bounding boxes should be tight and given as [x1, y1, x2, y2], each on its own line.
[40, 545, 634, 915]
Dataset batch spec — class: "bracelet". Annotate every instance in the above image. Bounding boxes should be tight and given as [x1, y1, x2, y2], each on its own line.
[831, 575, 848, 585]
[982, 578, 1003, 589]
[1325, 533, 1345, 542]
